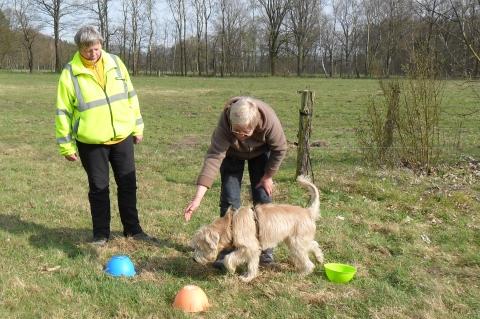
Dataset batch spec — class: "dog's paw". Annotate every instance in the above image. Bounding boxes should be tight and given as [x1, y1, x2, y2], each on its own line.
[239, 273, 255, 282]
[315, 252, 324, 264]
[300, 262, 315, 275]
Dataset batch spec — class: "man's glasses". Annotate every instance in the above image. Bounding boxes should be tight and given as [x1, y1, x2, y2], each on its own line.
[231, 128, 254, 137]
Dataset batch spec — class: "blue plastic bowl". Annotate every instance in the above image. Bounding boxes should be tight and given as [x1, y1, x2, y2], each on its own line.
[105, 255, 136, 277]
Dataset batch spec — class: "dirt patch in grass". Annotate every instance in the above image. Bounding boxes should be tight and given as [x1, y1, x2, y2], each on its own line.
[168, 135, 203, 150]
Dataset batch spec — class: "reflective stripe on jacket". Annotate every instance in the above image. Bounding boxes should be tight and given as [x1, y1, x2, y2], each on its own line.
[55, 50, 144, 155]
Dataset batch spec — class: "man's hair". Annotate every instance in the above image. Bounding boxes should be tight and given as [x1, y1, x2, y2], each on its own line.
[228, 97, 260, 130]
[74, 25, 103, 49]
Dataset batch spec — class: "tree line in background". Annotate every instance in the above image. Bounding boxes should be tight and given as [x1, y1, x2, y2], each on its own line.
[0, 0, 479, 78]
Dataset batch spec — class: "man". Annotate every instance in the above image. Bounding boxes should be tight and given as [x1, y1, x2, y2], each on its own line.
[184, 96, 287, 265]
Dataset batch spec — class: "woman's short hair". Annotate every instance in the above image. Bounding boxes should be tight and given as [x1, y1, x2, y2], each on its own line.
[227, 97, 260, 130]
[74, 26, 103, 49]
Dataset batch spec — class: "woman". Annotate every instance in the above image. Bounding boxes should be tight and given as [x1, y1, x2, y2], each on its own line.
[184, 96, 287, 265]
[55, 25, 155, 245]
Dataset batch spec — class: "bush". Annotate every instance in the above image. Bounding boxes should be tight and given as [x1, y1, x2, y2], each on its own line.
[356, 49, 444, 172]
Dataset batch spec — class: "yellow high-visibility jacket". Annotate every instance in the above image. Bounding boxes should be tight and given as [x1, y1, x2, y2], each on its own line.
[55, 50, 144, 156]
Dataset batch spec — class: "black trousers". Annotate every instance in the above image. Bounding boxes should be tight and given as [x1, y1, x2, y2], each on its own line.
[77, 136, 142, 238]
[219, 153, 272, 217]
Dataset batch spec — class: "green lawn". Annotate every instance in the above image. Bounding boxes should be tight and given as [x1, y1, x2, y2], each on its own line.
[0, 72, 479, 318]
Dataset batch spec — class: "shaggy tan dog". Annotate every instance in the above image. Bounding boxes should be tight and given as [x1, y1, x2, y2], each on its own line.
[190, 175, 323, 282]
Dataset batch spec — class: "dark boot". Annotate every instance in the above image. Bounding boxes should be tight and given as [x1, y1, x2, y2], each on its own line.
[260, 248, 274, 265]
[212, 248, 233, 270]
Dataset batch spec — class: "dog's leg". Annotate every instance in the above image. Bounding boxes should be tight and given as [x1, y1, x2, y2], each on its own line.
[298, 249, 315, 275]
[310, 240, 324, 263]
[224, 248, 260, 282]
[239, 249, 260, 282]
[223, 249, 245, 274]
[285, 237, 303, 269]
[288, 238, 316, 275]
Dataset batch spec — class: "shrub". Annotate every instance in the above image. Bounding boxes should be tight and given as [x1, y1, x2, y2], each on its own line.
[356, 49, 444, 172]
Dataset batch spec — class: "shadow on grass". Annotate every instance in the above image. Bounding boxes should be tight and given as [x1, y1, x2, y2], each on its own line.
[139, 255, 223, 281]
[0, 213, 193, 260]
[0, 213, 95, 259]
[152, 237, 191, 253]
[138, 254, 303, 282]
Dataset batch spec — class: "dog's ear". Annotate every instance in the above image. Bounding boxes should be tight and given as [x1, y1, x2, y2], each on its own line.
[205, 230, 220, 250]
[189, 227, 203, 248]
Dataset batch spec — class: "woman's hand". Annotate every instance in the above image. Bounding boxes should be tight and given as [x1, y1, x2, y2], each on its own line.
[133, 135, 143, 144]
[64, 153, 78, 161]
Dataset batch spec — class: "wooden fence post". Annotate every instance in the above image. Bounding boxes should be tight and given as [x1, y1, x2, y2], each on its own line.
[296, 90, 314, 181]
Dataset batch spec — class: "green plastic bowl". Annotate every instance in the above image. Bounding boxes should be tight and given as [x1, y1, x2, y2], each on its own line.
[324, 263, 356, 283]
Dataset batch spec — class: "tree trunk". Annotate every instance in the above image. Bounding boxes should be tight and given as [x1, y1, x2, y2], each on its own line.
[270, 49, 276, 76]
[54, 17, 60, 73]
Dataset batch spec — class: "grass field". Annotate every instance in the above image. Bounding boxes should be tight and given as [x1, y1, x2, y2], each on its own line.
[0, 72, 479, 318]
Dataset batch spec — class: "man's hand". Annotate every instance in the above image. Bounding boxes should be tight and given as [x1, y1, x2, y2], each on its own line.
[184, 199, 201, 222]
[133, 135, 143, 144]
[64, 153, 78, 161]
[256, 176, 274, 196]
[183, 185, 208, 222]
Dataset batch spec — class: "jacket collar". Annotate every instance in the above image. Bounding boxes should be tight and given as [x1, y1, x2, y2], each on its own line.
[70, 50, 117, 76]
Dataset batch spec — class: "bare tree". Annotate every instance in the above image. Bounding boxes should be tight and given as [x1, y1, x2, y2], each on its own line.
[247, 0, 259, 73]
[212, 0, 250, 75]
[318, 8, 337, 77]
[191, 0, 204, 75]
[378, 0, 408, 77]
[145, 0, 155, 75]
[33, 0, 73, 72]
[361, 0, 383, 76]
[129, 0, 146, 76]
[223, 0, 248, 74]
[160, 21, 171, 74]
[258, 0, 290, 75]
[0, 6, 14, 66]
[12, 0, 39, 72]
[316, 12, 331, 76]
[119, 0, 130, 64]
[333, 0, 360, 76]
[182, 0, 186, 74]
[288, 0, 321, 75]
[202, 0, 213, 75]
[446, 0, 480, 71]
[426, 1, 441, 45]
[218, 0, 226, 76]
[83, 0, 112, 51]
[167, 0, 187, 75]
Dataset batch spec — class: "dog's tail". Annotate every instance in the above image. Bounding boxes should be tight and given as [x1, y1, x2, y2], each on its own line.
[296, 175, 320, 220]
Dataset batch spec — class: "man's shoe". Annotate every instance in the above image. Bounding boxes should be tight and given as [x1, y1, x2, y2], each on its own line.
[212, 257, 226, 270]
[91, 237, 108, 246]
[260, 249, 274, 265]
[130, 232, 159, 243]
